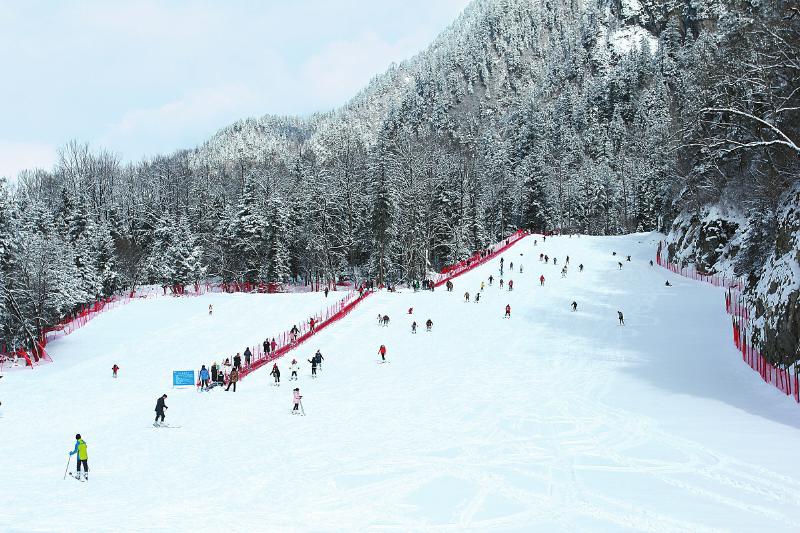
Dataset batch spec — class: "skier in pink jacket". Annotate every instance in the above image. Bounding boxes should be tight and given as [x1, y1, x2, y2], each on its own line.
[292, 388, 302, 414]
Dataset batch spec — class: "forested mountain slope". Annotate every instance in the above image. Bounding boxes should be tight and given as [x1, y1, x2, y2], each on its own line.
[1, 0, 798, 368]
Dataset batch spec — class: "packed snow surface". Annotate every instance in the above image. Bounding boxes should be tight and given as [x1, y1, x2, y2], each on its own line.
[2, 234, 800, 532]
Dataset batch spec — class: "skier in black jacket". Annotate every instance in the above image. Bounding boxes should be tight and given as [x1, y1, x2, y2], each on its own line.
[314, 350, 324, 371]
[154, 394, 168, 426]
[308, 357, 318, 377]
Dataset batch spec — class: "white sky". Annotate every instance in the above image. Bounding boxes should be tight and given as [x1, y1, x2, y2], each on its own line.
[0, 1, 470, 179]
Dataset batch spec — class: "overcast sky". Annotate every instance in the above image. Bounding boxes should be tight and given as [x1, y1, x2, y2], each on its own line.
[0, 0, 470, 179]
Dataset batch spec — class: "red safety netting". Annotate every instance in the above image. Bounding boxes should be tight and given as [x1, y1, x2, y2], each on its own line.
[656, 241, 798, 403]
[433, 230, 528, 287]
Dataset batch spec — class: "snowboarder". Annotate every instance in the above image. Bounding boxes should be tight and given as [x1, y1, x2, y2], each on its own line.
[508, 280, 513, 291]
[308, 356, 318, 377]
[618, 311, 625, 325]
[199, 365, 210, 390]
[504, 304, 511, 318]
[270, 363, 281, 385]
[243, 347, 252, 367]
[154, 394, 168, 426]
[226, 368, 239, 391]
[464, 291, 470, 302]
[539, 275, 545, 286]
[412, 321, 417, 334]
[292, 388, 303, 414]
[68, 434, 89, 481]
[379, 344, 387, 362]
[426, 319, 433, 331]
[112, 364, 119, 378]
[571, 301, 577, 311]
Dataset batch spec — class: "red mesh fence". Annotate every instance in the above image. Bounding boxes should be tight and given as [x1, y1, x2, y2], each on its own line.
[656, 241, 798, 403]
[433, 230, 528, 287]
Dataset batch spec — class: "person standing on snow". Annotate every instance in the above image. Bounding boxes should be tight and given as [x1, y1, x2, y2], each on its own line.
[154, 394, 168, 426]
[618, 311, 625, 325]
[475, 293, 481, 303]
[579, 264, 584, 273]
[112, 364, 119, 378]
[571, 301, 578, 311]
[508, 280, 514, 291]
[233, 352, 242, 371]
[426, 319, 433, 331]
[208, 304, 213, 316]
[308, 356, 318, 377]
[292, 388, 303, 414]
[270, 363, 281, 385]
[379, 344, 387, 362]
[226, 368, 239, 391]
[412, 321, 417, 334]
[314, 350, 324, 371]
[488, 275, 493, 286]
[264, 339, 270, 356]
[324, 286, 329, 297]
[271, 338, 277, 353]
[499, 279, 504, 289]
[68, 434, 89, 481]
[199, 365, 210, 390]
[504, 304, 511, 318]
[243, 348, 252, 368]
[290, 359, 299, 380]
[464, 291, 470, 302]
[539, 275, 545, 286]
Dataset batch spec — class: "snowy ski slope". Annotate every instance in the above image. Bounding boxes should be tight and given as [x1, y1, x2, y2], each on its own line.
[2, 234, 800, 532]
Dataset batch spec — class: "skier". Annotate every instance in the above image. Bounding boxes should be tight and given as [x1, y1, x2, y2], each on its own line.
[377, 313, 383, 325]
[379, 344, 387, 362]
[264, 339, 270, 356]
[545, 255, 549, 263]
[426, 319, 433, 332]
[112, 364, 119, 378]
[508, 280, 514, 291]
[561, 266, 567, 278]
[199, 365, 210, 390]
[571, 301, 578, 312]
[324, 286, 329, 297]
[618, 311, 625, 325]
[510, 261, 514, 271]
[488, 275, 494, 286]
[226, 368, 239, 391]
[289, 358, 299, 380]
[271, 338, 277, 353]
[499, 279, 504, 289]
[270, 363, 281, 385]
[381, 315, 390, 327]
[68, 434, 89, 481]
[464, 291, 470, 302]
[500, 257, 504, 267]
[665, 280, 672, 287]
[539, 275, 545, 286]
[233, 352, 242, 371]
[475, 293, 481, 303]
[650, 260, 654, 267]
[211, 362, 219, 383]
[309, 317, 316, 333]
[504, 304, 511, 318]
[292, 388, 303, 414]
[566, 256, 570, 265]
[520, 265, 523, 273]
[579, 264, 584, 273]
[408, 307, 413, 315]
[208, 304, 213, 316]
[154, 394, 168, 426]
[412, 321, 417, 334]
[626, 255, 631, 262]
[243, 347, 252, 368]
[554, 258, 557, 266]
[308, 356, 318, 378]
[314, 349, 324, 371]
[539, 253, 544, 261]
[480, 281, 485, 291]
[618, 262, 623, 270]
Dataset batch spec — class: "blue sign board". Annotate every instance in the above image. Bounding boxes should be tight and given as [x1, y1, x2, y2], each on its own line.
[172, 370, 195, 387]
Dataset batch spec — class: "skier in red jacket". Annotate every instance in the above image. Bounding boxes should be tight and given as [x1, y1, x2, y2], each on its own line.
[112, 364, 119, 378]
[539, 275, 545, 286]
[505, 304, 511, 318]
[379, 344, 387, 362]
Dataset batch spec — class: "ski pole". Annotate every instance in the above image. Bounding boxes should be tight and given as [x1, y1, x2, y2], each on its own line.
[63, 455, 71, 480]
[299, 399, 305, 416]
